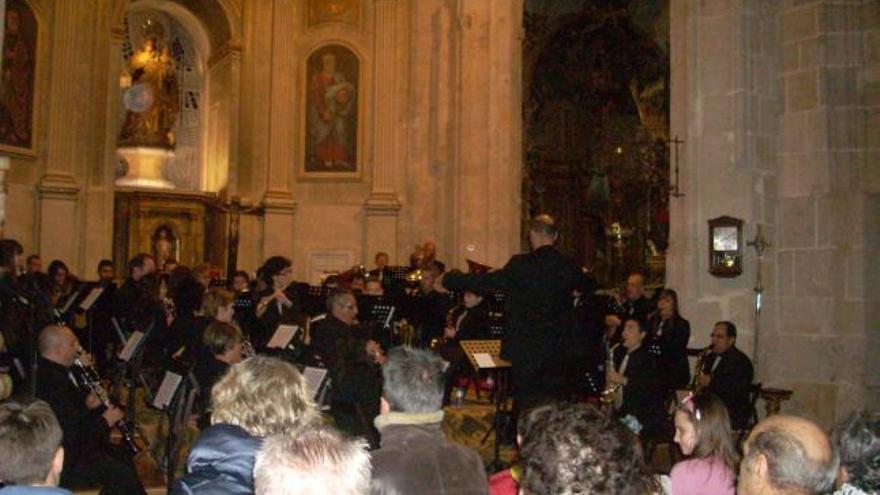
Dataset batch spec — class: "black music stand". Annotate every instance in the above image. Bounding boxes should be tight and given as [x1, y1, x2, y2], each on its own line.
[460, 339, 512, 473]
[118, 320, 156, 432]
[152, 370, 196, 492]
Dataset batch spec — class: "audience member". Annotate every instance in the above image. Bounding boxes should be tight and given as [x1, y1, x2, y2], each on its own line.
[172, 356, 319, 494]
[370, 346, 489, 495]
[192, 321, 244, 429]
[830, 410, 879, 495]
[35, 325, 144, 494]
[0, 398, 68, 494]
[695, 321, 755, 430]
[255, 427, 370, 495]
[519, 402, 660, 495]
[670, 393, 739, 495]
[738, 414, 839, 495]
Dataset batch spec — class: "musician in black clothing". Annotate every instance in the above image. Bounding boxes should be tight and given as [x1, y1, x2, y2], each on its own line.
[437, 214, 582, 411]
[648, 288, 691, 393]
[606, 318, 667, 439]
[34, 325, 145, 494]
[165, 275, 207, 363]
[254, 256, 305, 351]
[0, 240, 26, 384]
[114, 253, 159, 332]
[408, 263, 453, 348]
[85, 259, 120, 369]
[192, 321, 244, 429]
[438, 288, 490, 403]
[309, 289, 383, 448]
[695, 321, 755, 431]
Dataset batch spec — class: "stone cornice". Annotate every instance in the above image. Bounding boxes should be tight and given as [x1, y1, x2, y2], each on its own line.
[38, 172, 80, 199]
[364, 192, 401, 216]
[262, 190, 297, 214]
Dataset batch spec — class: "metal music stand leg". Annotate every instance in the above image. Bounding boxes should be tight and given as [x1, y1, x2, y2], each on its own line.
[480, 368, 509, 473]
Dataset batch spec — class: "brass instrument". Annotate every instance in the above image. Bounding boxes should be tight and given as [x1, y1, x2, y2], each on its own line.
[600, 343, 622, 406]
[690, 346, 713, 392]
[73, 348, 141, 453]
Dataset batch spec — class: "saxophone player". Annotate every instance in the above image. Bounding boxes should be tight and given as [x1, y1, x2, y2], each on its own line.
[694, 321, 755, 431]
[35, 325, 145, 494]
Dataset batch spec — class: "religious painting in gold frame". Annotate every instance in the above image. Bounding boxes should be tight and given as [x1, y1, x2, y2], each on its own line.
[301, 44, 361, 180]
[308, 0, 360, 28]
[0, 0, 38, 156]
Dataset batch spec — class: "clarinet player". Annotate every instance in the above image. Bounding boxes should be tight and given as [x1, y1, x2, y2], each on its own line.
[35, 325, 146, 495]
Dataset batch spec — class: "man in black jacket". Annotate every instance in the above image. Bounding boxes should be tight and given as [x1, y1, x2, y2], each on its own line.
[34, 325, 144, 494]
[697, 321, 755, 430]
[437, 214, 581, 410]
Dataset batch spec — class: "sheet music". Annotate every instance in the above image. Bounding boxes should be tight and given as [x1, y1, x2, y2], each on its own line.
[118, 331, 144, 362]
[153, 371, 183, 410]
[79, 287, 105, 311]
[59, 287, 83, 314]
[474, 353, 496, 368]
[267, 324, 299, 349]
[302, 366, 328, 400]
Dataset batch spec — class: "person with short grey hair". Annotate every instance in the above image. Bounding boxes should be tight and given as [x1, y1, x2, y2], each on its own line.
[831, 411, 879, 495]
[254, 427, 370, 495]
[370, 346, 489, 495]
[0, 398, 68, 494]
[738, 415, 839, 495]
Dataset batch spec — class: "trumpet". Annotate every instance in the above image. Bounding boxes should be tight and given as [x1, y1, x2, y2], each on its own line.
[73, 348, 141, 454]
[690, 345, 713, 392]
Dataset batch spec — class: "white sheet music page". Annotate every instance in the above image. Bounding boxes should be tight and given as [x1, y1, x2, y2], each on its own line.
[302, 366, 328, 399]
[153, 372, 183, 410]
[474, 353, 496, 368]
[118, 331, 144, 362]
[79, 287, 105, 311]
[267, 325, 299, 349]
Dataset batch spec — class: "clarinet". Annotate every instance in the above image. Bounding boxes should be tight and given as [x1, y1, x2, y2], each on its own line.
[73, 349, 141, 454]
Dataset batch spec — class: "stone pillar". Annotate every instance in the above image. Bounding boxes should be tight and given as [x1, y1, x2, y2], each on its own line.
[38, 0, 86, 269]
[668, 1, 780, 368]
[364, 0, 402, 261]
[0, 156, 7, 237]
[262, 0, 298, 259]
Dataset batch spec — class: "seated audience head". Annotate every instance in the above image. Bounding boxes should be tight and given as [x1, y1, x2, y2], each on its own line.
[674, 393, 739, 471]
[625, 272, 645, 301]
[528, 214, 558, 249]
[711, 321, 737, 354]
[656, 288, 679, 317]
[621, 317, 647, 350]
[374, 252, 389, 269]
[261, 256, 293, 290]
[203, 287, 235, 322]
[254, 427, 370, 495]
[831, 410, 879, 493]
[232, 270, 250, 292]
[381, 346, 445, 414]
[211, 356, 318, 437]
[738, 414, 838, 495]
[0, 398, 64, 487]
[38, 325, 79, 367]
[364, 277, 383, 296]
[0, 238, 24, 276]
[47, 260, 69, 288]
[97, 259, 115, 282]
[519, 402, 658, 495]
[26, 254, 42, 274]
[327, 289, 358, 325]
[462, 288, 484, 308]
[204, 320, 244, 365]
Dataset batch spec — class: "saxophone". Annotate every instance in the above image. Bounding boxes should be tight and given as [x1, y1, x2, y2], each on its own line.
[600, 343, 622, 406]
[690, 346, 713, 392]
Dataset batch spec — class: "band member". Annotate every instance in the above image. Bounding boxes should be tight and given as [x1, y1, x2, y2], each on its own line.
[649, 288, 692, 393]
[437, 288, 490, 403]
[35, 325, 145, 494]
[87, 260, 121, 369]
[165, 275, 206, 364]
[192, 321, 245, 429]
[408, 262, 453, 348]
[369, 252, 392, 286]
[114, 253, 159, 332]
[437, 214, 581, 411]
[606, 318, 667, 439]
[231, 270, 250, 293]
[0, 239, 26, 386]
[309, 289, 383, 448]
[695, 321, 755, 430]
[606, 273, 654, 331]
[254, 256, 304, 351]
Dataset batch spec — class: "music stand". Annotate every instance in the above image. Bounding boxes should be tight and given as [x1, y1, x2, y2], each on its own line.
[459, 339, 511, 472]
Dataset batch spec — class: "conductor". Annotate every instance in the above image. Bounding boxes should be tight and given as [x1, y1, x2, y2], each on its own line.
[436, 214, 581, 411]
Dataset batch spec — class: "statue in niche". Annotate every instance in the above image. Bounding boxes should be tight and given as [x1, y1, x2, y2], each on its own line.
[305, 46, 358, 172]
[151, 225, 178, 270]
[118, 19, 180, 150]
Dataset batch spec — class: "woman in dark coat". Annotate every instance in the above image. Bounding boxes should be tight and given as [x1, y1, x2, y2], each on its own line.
[649, 288, 691, 394]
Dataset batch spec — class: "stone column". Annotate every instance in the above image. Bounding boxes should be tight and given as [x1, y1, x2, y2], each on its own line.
[0, 156, 8, 237]
[262, 0, 298, 259]
[364, 0, 402, 261]
[38, 0, 87, 269]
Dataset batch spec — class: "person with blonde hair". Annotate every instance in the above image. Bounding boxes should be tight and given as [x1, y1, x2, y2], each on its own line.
[254, 427, 370, 495]
[172, 356, 319, 495]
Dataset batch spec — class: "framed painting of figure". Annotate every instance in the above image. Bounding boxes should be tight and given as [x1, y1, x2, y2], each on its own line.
[301, 44, 361, 180]
[0, 0, 38, 156]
